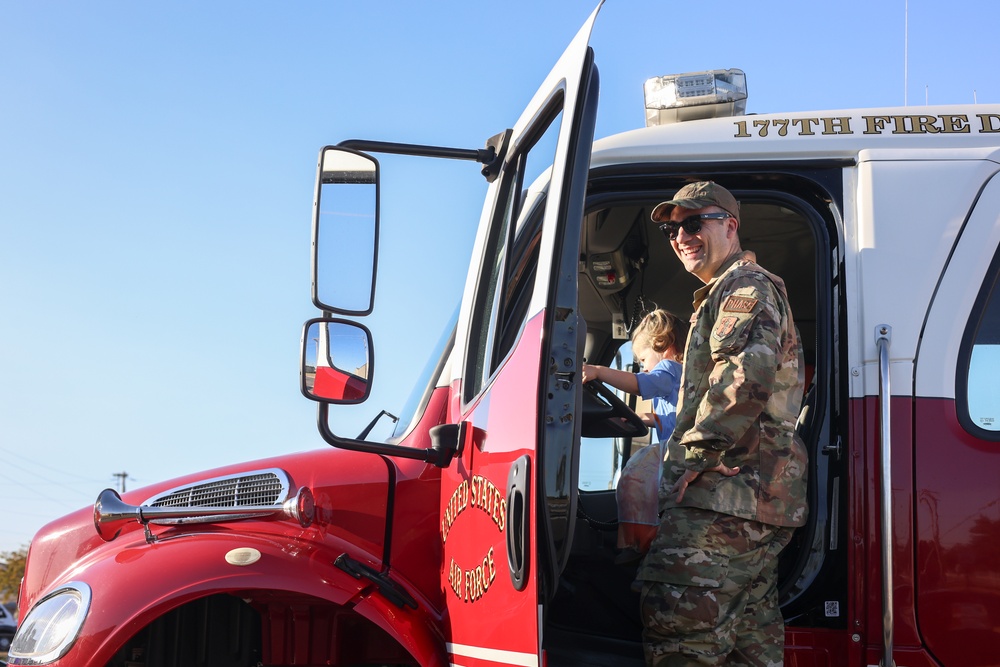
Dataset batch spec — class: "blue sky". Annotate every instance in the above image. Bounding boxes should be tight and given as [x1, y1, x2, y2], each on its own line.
[1, 1, 998, 554]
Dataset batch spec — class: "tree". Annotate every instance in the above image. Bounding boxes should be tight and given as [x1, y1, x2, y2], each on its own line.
[0, 546, 28, 605]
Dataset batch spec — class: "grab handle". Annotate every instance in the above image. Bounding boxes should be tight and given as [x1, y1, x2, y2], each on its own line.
[506, 455, 531, 591]
[875, 324, 894, 667]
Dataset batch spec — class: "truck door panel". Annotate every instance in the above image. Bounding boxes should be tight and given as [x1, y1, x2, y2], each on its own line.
[440, 4, 601, 664]
[913, 171, 1000, 667]
[848, 159, 1000, 664]
[852, 157, 999, 380]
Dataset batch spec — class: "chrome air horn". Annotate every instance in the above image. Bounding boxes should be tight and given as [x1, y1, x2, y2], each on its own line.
[93, 486, 315, 543]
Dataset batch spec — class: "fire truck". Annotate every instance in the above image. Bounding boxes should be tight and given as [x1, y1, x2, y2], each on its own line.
[10, 3, 1000, 666]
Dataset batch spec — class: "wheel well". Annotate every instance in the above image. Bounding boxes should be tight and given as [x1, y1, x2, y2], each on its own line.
[105, 592, 418, 667]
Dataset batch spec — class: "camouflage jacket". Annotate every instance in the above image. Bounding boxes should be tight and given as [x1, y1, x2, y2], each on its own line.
[661, 250, 808, 527]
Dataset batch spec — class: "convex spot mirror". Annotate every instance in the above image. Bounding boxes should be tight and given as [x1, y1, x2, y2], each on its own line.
[312, 147, 379, 315]
[301, 319, 374, 403]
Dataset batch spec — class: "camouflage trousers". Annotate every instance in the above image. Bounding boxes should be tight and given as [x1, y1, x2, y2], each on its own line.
[635, 507, 794, 667]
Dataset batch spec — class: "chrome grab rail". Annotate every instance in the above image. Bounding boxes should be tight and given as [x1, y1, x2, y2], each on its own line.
[875, 324, 894, 667]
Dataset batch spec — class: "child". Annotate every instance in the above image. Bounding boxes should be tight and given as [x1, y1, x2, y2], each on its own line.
[581, 309, 686, 441]
[581, 309, 687, 558]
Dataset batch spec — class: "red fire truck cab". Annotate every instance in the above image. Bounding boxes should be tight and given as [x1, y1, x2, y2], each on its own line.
[11, 3, 1000, 666]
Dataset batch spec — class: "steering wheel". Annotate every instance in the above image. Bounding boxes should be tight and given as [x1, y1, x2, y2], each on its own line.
[580, 380, 649, 439]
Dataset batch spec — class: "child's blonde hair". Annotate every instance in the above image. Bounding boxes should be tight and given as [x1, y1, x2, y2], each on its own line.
[632, 309, 688, 361]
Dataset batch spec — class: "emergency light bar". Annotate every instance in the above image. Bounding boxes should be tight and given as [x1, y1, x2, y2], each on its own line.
[643, 68, 747, 126]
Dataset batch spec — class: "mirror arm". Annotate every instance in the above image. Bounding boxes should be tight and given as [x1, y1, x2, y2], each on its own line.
[337, 131, 512, 183]
[428, 423, 462, 467]
[318, 404, 455, 467]
[356, 410, 400, 440]
[337, 139, 490, 163]
[481, 129, 512, 183]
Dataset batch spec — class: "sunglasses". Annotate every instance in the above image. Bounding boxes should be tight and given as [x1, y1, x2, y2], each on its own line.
[658, 212, 732, 241]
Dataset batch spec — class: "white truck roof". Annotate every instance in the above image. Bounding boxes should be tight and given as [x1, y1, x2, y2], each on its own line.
[591, 105, 1000, 166]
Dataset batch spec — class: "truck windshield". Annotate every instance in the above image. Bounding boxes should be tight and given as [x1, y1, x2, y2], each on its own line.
[389, 305, 458, 441]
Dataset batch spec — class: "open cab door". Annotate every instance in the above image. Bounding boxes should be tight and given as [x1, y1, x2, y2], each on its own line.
[304, 2, 603, 662]
[440, 3, 602, 665]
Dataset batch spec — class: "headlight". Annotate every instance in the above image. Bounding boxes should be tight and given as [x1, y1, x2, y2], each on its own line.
[7, 582, 91, 665]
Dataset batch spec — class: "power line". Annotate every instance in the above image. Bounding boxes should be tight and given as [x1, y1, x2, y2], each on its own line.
[0, 445, 106, 484]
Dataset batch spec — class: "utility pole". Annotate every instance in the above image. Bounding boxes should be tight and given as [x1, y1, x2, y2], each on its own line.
[112, 471, 129, 493]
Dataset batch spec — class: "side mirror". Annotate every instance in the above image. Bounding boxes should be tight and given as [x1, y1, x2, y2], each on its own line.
[312, 147, 379, 315]
[301, 319, 374, 403]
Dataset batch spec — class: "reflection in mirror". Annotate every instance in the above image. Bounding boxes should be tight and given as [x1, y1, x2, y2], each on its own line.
[313, 147, 379, 314]
[301, 319, 373, 403]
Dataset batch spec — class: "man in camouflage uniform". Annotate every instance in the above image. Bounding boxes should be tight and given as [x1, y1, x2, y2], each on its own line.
[636, 181, 807, 666]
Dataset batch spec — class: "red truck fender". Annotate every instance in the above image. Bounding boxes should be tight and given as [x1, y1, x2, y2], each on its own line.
[22, 531, 446, 667]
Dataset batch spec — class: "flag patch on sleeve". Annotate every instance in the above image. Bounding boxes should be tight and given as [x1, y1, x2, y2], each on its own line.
[714, 315, 739, 339]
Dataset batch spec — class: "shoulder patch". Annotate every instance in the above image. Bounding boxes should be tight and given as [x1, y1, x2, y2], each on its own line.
[714, 315, 739, 340]
[722, 295, 758, 313]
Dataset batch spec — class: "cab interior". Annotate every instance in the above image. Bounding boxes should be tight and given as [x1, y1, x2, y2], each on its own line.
[543, 173, 847, 665]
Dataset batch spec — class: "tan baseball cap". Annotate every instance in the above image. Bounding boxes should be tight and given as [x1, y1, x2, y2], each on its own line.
[650, 181, 740, 223]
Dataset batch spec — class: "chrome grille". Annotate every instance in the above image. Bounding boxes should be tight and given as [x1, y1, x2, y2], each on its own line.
[145, 469, 290, 509]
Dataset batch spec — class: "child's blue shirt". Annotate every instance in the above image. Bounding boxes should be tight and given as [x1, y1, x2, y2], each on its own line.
[634, 359, 682, 441]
